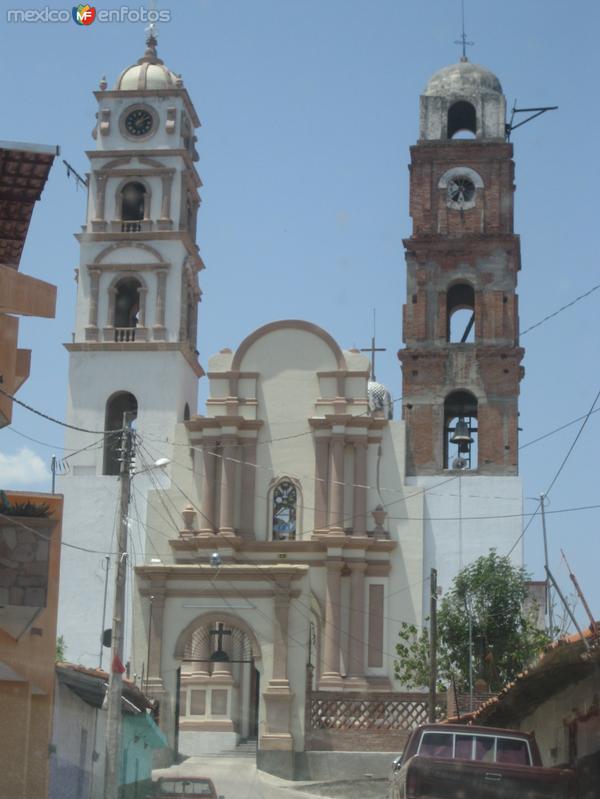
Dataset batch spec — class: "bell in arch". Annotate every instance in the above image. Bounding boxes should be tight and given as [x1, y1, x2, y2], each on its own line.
[450, 418, 473, 454]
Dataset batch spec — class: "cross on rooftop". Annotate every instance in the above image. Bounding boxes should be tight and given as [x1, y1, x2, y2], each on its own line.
[360, 336, 386, 382]
[454, 0, 474, 61]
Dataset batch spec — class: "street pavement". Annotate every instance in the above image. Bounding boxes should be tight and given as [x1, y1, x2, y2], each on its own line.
[153, 755, 389, 799]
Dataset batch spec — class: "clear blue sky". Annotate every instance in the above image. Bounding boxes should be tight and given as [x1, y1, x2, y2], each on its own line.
[1, 0, 599, 626]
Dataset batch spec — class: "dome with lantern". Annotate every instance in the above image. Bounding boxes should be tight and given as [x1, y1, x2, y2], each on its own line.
[114, 34, 183, 91]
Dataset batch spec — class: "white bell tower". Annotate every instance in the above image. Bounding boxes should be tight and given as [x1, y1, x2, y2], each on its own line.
[58, 36, 204, 665]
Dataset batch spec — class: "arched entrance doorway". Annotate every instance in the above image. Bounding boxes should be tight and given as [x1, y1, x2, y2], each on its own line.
[175, 615, 261, 756]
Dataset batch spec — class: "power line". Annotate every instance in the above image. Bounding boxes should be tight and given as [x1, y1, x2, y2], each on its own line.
[0, 386, 124, 435]
[507, 384, 600, 557]
[519, 281, 600, 337]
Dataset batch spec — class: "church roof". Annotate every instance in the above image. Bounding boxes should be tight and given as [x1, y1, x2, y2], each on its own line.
[424, 60, 503, 98]
[114, 35, 181, 91]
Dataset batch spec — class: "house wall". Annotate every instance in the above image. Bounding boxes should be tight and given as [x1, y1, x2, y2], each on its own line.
[0, 493, 63, 799]
[517, 672, 599, 769]
[49, 678, 105, 799]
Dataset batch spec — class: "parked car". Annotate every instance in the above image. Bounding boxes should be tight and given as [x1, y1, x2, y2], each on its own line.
[389, 723, 576, 799]
[148, 777, 224, 798]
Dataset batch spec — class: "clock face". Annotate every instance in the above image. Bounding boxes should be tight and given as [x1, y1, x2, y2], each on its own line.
[447, 176, 476, 206]
[125, 108, 153, 137]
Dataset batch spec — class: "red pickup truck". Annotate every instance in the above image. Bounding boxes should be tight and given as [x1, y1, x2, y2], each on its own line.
[389, 723, 576, 799]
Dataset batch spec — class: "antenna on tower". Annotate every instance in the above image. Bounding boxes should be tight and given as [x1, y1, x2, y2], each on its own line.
[63, 159, 88, 190]
[454, 0, 474, 61]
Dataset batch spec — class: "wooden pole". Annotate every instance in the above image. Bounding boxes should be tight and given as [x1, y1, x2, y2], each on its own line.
[428, 568, 438, 723]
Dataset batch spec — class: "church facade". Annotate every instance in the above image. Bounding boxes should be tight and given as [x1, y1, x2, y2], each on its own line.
[57, 40, 525, 778]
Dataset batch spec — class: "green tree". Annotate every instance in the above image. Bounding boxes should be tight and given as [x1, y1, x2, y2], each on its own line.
[55, 634, 66, 662]
[394, 551, 549, 693]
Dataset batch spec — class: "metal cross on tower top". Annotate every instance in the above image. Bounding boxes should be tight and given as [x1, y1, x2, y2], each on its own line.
[360, 310, 386, 382]
[454, 0, 474, 61]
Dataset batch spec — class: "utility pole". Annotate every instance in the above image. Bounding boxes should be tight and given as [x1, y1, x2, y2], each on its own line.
[104, 413, 135, 799]
[540, 493, 554, 635]
[428, 568, 438, 723]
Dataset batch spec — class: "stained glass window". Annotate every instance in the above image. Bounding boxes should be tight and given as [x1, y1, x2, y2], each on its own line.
[272, 480, 297, 540]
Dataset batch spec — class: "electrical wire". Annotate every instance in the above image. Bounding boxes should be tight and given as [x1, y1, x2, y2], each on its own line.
[506, 385, 600, 557]
[0, 385, 124, 435]
[519, 281, 600, 337]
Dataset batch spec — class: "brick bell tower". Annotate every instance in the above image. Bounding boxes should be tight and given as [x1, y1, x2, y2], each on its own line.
[399, 59, 524, 477]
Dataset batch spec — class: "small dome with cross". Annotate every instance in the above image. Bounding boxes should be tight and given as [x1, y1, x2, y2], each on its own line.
[424, 60, 503, 98]
[115, 35, 181, 91]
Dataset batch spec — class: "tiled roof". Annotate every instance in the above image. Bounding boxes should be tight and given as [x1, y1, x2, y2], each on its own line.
[456, 624, 600, 727]
[0, 142, 58, 268]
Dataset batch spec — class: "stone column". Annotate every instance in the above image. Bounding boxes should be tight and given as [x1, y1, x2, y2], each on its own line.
[147, 587, 166, 686]
[199, 438, 217, 535]
[240, 439, 257, 537]
[95, 173, 107, 221]
[160, 172, 174, 220]
[153, 269, 167, 339]
[321, 558, 343, 684]
[353, 439, 368, 536]
[219, 437, 237, 536]
[328, 434, 345, 533]
[347, 561, 368, 683]
[108, 286, 117, 326]
[314, 436, 329, 531]
[272, 583, 291, 684]
[137, 286, 147, 328]
[86, 268, 101, 340]
[262, 582, 294, 767]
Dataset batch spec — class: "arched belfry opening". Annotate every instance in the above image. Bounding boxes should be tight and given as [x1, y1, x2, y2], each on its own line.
[447, 100, 477, 139]
[114, 277, 141, 330]
[177, 618, 261, 754]
[447, 283, 475, 343]
[103, 391, 138, 475]
[444, 390, 478, 470]
[120, 181, 146, 231]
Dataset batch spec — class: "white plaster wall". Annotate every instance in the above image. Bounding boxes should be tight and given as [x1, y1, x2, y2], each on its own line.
[406, 475, 524, 621]
[239, 328, 339, 540]
[95, 94, 193, 153]
[58, 350, 198, 665]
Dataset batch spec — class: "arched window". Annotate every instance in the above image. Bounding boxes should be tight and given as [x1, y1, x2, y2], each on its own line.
[447, 283, 475, 343]
[114, 277, 141, 329]
[272, 479, 297, 541]
[103, 391, 137, 475]
[448, 101, 477, 139]
[120, 181, 146, 232]
[444, 390, 478, 470]
[183, 402, 191, 421]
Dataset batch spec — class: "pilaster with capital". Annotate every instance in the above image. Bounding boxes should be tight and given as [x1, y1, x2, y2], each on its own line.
[347, 561, 368, 684]
[153, 269, 167, 340]
[320, 558, 343, 686]
[328, 435, 345, 533]
[353, 439, 368, 536]
[199, 438, 217, 536]
[218, 437, 237, 536]
[85, 268, 101, 340]
[314, 436, 329, 532]
[262, 582, 294, 752]
[146, 584, 166, 687]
